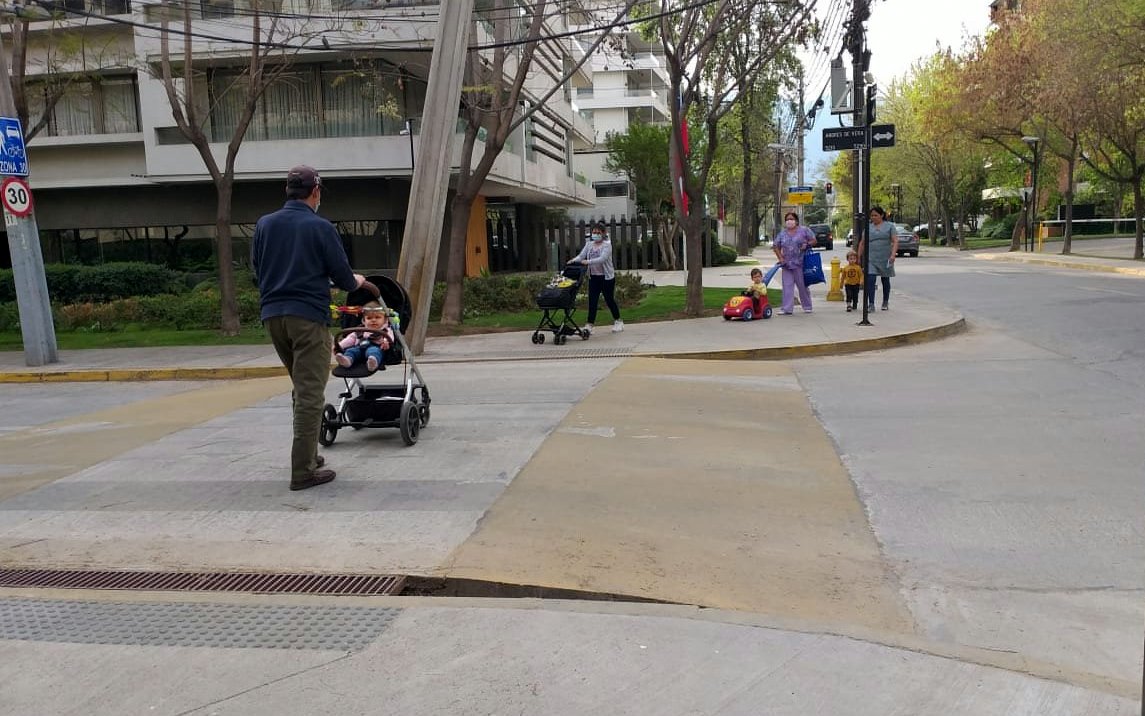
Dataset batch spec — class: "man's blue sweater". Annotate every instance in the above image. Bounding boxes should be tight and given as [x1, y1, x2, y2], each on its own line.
[251, 201, 358, 324]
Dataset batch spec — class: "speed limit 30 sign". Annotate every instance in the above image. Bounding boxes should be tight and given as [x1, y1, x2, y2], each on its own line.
[1, 177, 33, 217]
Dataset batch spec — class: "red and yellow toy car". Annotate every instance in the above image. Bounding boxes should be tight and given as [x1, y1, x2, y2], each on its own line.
[722, 292, 772, 321]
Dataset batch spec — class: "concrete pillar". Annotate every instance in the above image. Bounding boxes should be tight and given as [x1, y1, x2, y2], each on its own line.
[396, 2, 474, 354]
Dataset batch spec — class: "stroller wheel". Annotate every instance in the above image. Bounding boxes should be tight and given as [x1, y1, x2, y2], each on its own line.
[532, 332, 545, 345]
[399, 401, 420, 446]
[579, 328, 590, 340]
[418, 402, 431, 428]
[319, 404, 339, 447]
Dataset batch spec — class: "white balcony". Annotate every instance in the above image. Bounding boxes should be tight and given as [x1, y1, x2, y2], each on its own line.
[573, 87, 670, 119]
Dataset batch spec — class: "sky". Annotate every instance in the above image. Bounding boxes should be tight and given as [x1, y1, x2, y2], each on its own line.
[800, 0, 993, 181]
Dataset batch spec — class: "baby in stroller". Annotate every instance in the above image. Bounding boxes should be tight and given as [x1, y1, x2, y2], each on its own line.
[334, 302, 393, 372]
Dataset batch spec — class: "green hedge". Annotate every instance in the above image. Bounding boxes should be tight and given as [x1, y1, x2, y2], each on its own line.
[0, 263, 180, 304]
[981, 213, 1021, 240]
[711, 242, 738, 266]
[429, 271, 648, 320]
[0, 271, 650, 333]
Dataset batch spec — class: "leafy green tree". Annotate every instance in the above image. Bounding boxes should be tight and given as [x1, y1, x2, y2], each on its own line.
[654, 0, 814, 315]
[604, 123, 681, 268]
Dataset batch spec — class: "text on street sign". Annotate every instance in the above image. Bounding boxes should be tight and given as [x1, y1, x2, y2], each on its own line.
[0, 118, 29, 177]
[822, 126, 867, 152]
[1, 177, 33, 217]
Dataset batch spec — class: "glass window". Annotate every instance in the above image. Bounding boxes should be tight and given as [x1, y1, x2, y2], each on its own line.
[595, 182, 628, 198]
[201, 0, 233, 18]
[100, 77, 139, 133]
[53, 83, 95, 136]
[262, 71, 318, 140]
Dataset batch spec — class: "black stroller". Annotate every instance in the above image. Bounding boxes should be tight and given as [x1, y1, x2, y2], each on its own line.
[530, 263, 591, 345]
[319, 274, 431, 447]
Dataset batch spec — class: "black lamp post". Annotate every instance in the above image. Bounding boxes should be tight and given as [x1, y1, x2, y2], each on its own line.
[1022, 136, 1041, 252]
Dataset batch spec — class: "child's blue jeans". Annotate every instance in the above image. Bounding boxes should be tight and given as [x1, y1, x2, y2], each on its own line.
[343, 343, 383, 367]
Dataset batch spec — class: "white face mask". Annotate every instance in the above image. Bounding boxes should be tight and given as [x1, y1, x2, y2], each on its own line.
[592, 233, 604, 242]
[785, 219, 797, 229]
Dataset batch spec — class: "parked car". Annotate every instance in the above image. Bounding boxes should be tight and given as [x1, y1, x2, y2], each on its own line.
[807, 223, 834, 251]
[895, 223, 920, 257]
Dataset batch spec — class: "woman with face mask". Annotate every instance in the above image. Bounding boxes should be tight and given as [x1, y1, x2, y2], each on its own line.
[772, 211, 817, 315]
[568, 222, 623, 333]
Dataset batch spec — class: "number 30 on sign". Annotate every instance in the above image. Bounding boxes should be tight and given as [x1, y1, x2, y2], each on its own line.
[1, 177, 33, 217]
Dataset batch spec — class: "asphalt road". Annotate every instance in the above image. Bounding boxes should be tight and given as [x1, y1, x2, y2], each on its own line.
[796, 252, 1145, 689]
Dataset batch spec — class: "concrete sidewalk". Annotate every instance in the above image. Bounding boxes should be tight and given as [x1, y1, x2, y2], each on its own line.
[0, 253, 964, 381]
[972, 245, 1145, 277]
[0, 250, 1139, 714]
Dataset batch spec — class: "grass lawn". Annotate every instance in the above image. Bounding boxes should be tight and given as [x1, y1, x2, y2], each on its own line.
[0, 285, 781, 350]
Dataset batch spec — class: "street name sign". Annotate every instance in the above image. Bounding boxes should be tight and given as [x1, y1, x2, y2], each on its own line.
[787, 185, 814, 205]
[0, 117, 28, 177]
[871, 124, 897, 148]
[822, 126, 867, 151]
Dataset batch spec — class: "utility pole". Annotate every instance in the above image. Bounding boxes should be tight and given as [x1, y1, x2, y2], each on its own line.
[396, 2, 474, 354]
[797, 72, 805, 221]
[851, 0, 872, 327]
[0, 28, 56, 366]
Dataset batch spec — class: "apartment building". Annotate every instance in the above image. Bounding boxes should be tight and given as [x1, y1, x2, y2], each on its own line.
[568, 12, 671, 222]
[7, 0, 594, 273]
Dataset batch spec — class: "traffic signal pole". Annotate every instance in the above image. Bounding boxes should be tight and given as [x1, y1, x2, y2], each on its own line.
[0, 28, 56, 365]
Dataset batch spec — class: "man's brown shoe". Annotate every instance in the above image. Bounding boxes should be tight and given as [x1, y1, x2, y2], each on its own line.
[291, 469, 336, 491]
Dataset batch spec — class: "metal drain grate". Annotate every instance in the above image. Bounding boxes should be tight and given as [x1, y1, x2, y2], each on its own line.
[0, 569, 405, 596]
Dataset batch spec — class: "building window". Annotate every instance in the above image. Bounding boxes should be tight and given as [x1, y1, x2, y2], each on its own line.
[28, 76, 140, 137]
[201, 0, 233, 18]
[203, 61, 418, 143]
[595, 181, 628, 198]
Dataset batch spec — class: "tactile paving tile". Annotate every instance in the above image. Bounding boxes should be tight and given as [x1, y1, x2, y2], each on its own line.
[0, 598, 400, 651]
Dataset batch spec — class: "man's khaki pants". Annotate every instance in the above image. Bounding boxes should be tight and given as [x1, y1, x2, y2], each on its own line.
[265, 316, 332, 483]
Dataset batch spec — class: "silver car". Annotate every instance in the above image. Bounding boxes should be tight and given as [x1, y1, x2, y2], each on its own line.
[894, 224, 920, 257]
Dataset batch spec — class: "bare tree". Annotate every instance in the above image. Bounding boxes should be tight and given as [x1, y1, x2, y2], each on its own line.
[154, 1, 338, 334]
[6, 9, 126, 141]
[437, 0, 642, 326]
[658, 0, 812, 316]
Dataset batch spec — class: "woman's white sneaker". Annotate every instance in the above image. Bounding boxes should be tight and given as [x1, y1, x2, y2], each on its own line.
[612, 320, 624, 333]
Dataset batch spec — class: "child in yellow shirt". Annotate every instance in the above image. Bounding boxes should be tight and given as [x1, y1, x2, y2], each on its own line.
[745, 267, 767, 314]
[841, 251, 864, 312]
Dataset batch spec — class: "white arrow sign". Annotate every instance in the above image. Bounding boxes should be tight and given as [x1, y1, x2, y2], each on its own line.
[873, 132, 894, 142]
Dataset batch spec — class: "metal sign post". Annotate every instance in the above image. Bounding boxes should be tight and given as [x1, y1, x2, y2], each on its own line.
[0, 32, 56, 366]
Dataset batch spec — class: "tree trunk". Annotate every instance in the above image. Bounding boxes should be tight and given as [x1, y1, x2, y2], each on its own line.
[737, 108, 754, 256]
[1133, 176, 1143, 261]
[215, 179, 240, 336]
[657, 216, 678, 270]
[1061, 153, 1076, 255]
[1010, 203, 1024, 252]
[941, 207, 954, 249]
[441, 190, 476, 325]
[682, 209, 703, 316]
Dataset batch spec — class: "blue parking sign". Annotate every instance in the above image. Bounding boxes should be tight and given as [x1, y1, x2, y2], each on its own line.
[0, 117, 29, 177]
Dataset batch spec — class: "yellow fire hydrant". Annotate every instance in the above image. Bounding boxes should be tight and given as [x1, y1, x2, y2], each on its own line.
[826, 256, 844, 301]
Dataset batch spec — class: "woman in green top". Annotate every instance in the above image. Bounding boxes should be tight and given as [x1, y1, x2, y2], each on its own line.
[857, 205, 898, 311]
